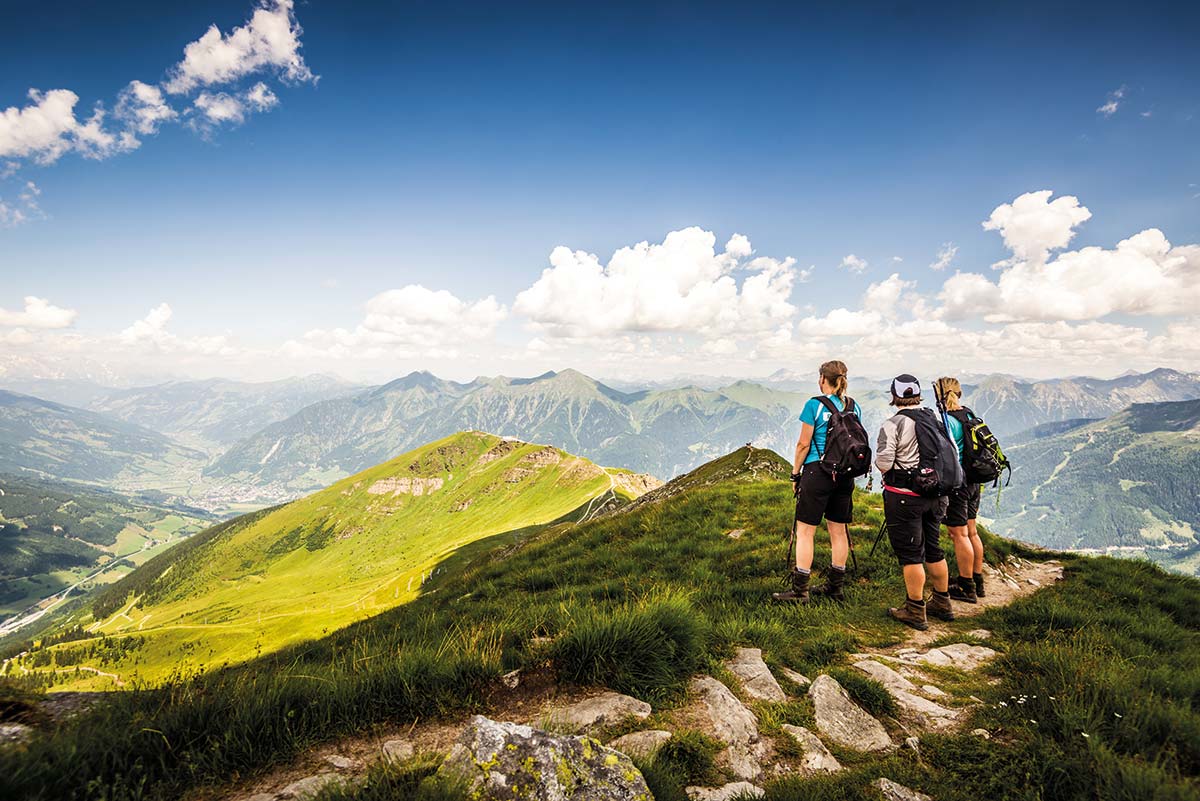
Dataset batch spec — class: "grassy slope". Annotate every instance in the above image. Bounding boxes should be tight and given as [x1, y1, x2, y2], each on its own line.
[0, 476, 210, 620]
[12, 432, 618, 690]
[990, 400, 1200, 564]
[2, 446, 1197, 801]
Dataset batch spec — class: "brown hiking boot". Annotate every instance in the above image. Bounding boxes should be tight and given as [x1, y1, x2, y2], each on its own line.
[772, 568, 811, 603]
[813, 567, 846, 603]
[949, 576, 978, 604]
[928, 591, 956, 621]
[974, 572, 986, 598]
[888, 597, 928, 630]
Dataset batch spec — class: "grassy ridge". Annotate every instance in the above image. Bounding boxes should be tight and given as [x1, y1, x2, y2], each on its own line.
[1, 447, 1197, 800]
[11, 432, 621, 690]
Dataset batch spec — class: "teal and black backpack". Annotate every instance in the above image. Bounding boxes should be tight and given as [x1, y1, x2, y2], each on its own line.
[949, 407, 1011, 487]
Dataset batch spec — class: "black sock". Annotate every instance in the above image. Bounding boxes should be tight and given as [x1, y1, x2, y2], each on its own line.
[933, 589, 950, 598]
[973, 572, 984, 580]
[796, 567, 811, 576]
[830, 564, 846, 573]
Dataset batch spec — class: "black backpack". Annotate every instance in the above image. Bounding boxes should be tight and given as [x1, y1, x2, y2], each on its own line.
[815, 396, 872, 481]
[896, 408, 964, 498]
[949, 407, 1012, 487]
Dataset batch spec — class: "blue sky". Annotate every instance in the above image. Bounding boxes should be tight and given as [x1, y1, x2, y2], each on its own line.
[1, 0, 1198, 384]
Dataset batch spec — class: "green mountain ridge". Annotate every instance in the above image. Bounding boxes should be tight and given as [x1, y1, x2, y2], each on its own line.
[10, 431, 657, 689]
[989, 398, 1200, 573]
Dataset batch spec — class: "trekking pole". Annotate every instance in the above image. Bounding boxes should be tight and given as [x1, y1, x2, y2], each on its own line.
[868, 518, 888, 558]
[846, 525, 859, 573]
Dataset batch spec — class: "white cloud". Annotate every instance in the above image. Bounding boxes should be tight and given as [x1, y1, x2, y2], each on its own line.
[929, 241, 957, 271]
[513, 227, 798, 339]
[164, 0, 316, 94]
[0, 296, 77, 328]
[796, 308, 882, 337]
[892, 255, 903, 262]
[863, 273, 916, 318]
[115, 81, 177, 136]
[982, 190, 1092, 265]
[0, 89, 93, 164]
[941, 213, 1200, 323]
[245, 82, 279, 111]
[936, 271, 999, 320]
[724, 233, 752, 259]
[286, 286, 507, 359]
[193, 92, 248, 125]
[119, 302, 236, 355]
[1097, 85, 1126, 117]
[839, 254, 868, 274]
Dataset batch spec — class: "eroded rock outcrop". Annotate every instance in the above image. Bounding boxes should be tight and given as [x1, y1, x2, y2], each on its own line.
[438, 716, 652, 801]
[807, 675, 893, 753]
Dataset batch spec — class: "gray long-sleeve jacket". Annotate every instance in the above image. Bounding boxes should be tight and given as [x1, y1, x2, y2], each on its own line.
[875, 411, 920, 475]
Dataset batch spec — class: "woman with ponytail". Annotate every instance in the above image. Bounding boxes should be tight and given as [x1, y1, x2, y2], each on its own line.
[773, 360, 858, 604]
[935, 377, 986, 602]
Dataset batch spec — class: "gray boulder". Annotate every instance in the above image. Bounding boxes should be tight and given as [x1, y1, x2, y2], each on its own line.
[776, 666, 811, 689]
[780, 724, 841, 773]
[853, 660, 958, 731]
[381, 738, 415, 762]
[276, 774, 348, 800]
[807, 675, 894, 753]
[725, 648, 786, 702]
[690, 676, 758, 746]
[550, 691, 652, 732]
[439, 715, 652, 801]
[873, 777, 933, 801]
[686, 781, 765, 800]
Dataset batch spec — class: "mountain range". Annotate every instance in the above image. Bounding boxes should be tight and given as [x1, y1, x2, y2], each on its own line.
[987, 398, 1200, 574]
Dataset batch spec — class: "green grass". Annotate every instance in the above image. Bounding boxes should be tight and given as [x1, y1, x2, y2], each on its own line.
[2, 447, 1197, 801]
[14, 432, 619, 690]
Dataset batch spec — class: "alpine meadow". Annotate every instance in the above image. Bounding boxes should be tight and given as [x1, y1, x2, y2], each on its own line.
[2, 2, 1199, 801]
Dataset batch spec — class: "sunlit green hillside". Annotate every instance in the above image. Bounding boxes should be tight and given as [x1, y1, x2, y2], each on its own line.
[13, 431, 644, 689]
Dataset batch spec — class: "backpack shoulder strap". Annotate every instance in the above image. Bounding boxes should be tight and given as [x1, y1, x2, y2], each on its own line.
[816, 395, 842, 416]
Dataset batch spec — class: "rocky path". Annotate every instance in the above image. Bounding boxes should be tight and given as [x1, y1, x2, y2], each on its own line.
[211, 555, 1065, 801]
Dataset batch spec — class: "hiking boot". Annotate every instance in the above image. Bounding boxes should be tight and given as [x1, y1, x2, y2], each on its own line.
[928, 590, 956, 622]
[974, 572, 986, 598]
[949, 576, 978, 604]
[888, 597, 928, 631]
[772, 568, 811, 603]
[814, 567, 846, 603]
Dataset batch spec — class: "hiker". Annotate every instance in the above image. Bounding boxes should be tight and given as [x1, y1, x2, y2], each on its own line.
[935, 377, 986, 602]
[773, 360, 871, 604]
[875, 375, 956, 630]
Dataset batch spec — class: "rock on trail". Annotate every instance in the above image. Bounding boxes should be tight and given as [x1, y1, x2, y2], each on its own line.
[807, 674, 894, 753]
[438, 715, 652, 801]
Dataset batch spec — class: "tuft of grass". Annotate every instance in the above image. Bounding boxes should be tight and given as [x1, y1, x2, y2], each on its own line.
[549, 593, 709, 701]
[311, 754, 467, 801]
[827, 667, 897, 719]
[650, 730, 724, 787]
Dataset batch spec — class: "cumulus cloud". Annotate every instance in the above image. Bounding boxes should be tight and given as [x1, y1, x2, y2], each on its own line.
[513, 227, 798, 339]
[0, 89, 134, 164]
[982, 190, 1092, 266]
[1097, 85, 1125, 117]
[796, 308, 882, 337]
[839, 254, 868, 274]
[119, 302, 237, 355]
[0, 0, 314, 200]
[164, 0, 316, 94]
[115, 81, 177, 136]
[286, 286, 507, 359]
[929, 242, 957, 271]
[863, 273, 916, 318]
[942, 219, 1200, 322]
[0, 296, 77, 328]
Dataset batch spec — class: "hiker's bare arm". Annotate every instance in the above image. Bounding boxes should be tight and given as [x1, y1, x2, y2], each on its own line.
[794, 423, 814, 475]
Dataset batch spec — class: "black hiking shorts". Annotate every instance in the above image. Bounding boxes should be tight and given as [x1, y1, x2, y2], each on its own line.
[794, 462, 854, 526]
[883, 490, 946, 566]
[944, 483, 982, 527]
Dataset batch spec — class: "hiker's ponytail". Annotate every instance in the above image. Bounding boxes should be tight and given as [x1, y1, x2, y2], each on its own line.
[935, 377, 963, 411]
[820, 360, 848, 399]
